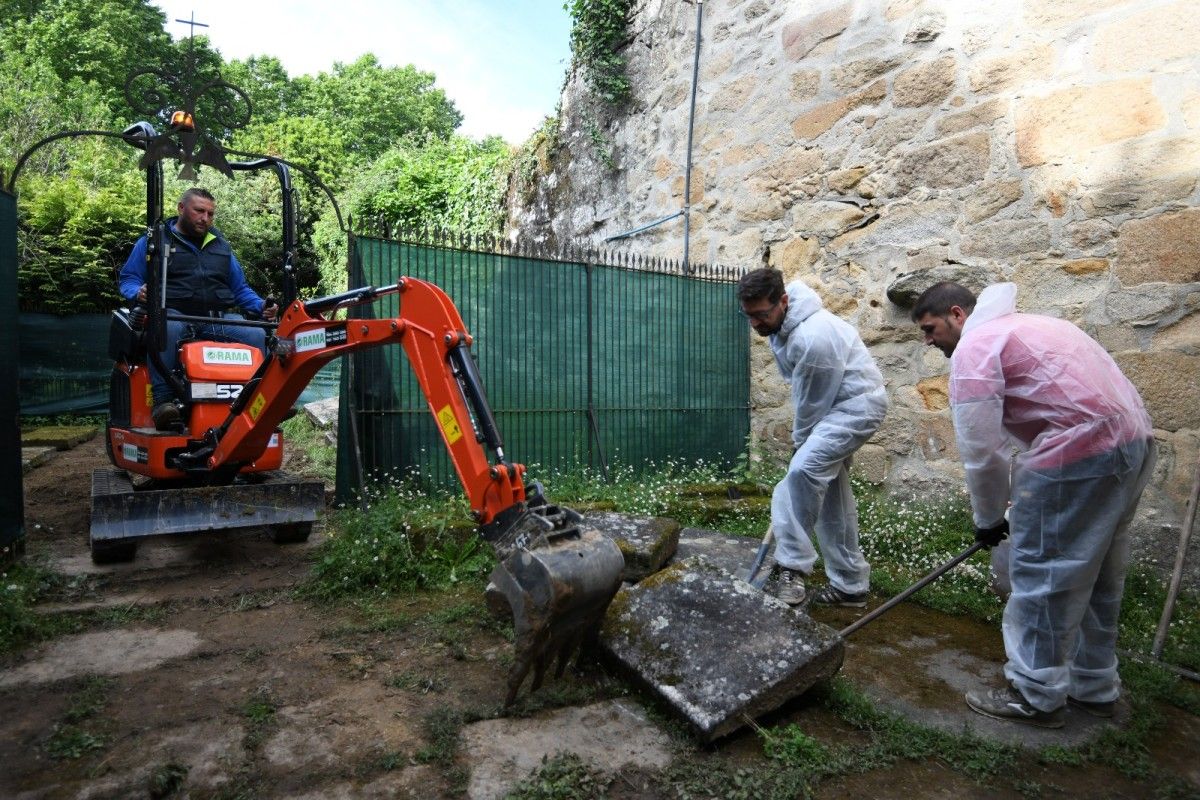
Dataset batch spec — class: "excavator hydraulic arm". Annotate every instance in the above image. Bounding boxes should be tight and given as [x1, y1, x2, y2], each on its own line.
[192, 277, 624, 703]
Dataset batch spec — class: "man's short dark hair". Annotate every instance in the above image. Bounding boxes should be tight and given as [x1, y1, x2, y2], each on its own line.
[179, 187, 215, 206]
[737, 267, 785, 304]
[911, 281, 977, 321]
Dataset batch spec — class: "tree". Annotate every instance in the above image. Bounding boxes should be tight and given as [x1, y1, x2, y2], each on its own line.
[296, 54, 463, 161]
[17, 137, 144, 314]
[0, 0, 173, 118]
[220, 56, 298, 125]
[342, 135, 511, 235]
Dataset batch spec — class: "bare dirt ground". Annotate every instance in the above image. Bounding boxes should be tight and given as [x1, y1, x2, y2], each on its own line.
[3, 435, 1199, 800]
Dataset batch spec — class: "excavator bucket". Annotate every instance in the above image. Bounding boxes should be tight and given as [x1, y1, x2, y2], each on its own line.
[486, 509, 625, 706]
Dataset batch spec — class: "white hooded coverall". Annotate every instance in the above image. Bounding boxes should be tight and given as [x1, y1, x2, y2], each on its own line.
[769, 281, 888, 594]
[951, 284, 1155, 711]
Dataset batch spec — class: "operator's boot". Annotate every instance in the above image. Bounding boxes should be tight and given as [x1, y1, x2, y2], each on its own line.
[152, 401, 181, 431]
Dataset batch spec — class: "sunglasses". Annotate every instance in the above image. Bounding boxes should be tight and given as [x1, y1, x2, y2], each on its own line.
[739, 298, 780, 322]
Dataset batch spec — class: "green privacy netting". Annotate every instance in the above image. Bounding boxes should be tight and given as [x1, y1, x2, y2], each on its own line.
[15, 314, 341, 416]
[336, 236, 750, 501]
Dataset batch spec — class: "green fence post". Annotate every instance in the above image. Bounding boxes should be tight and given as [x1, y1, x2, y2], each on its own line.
[0, 190, 25, 559]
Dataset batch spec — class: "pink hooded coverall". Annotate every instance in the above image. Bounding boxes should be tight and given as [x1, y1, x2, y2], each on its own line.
[951, 283, 1155, 711]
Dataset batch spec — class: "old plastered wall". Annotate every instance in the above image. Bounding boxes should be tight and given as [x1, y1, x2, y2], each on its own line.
[508, 0, 1200, 584]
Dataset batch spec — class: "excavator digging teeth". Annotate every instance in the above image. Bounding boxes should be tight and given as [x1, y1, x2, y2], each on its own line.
[486, 526, 624, 706]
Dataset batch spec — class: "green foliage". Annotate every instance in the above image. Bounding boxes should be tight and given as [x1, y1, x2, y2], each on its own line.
[221, 56, 299, 125]
[239, 686, 278, 751]
[296, 54, 462, 161]
[565, 0, 634, 105]
[280, 414, 338, 485]
[17, 141, 144, 313]
[45, 675, 113, 760]
[506, 752, 612, 799]
[0, 0, 173, 118]
[46, 724, 108, 759]
[515, 114, 561, 199]
[820, 678, 1019, 780]
[340, 134, 512, 235]
[64, 676, 114, 722]
[415, 707, 468, 766]
[1118, 566, 1200, 671]
[1, 562, 59, 653]
[582, 117, 615, 170]
[386, 670, 447, 694]
[304, 481, 494, 602]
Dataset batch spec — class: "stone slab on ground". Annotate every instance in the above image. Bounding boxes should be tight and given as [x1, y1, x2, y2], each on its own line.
[21, 446, 57, 473]
[460, 699, 672, 800]
[20, 425, 98, 450]
[584, 511, 680, 582]
[303, 396, 339, 429]
[674, 525, 762, 580]
[600, 555, 844, 742]
[816, 601, 1130, 749]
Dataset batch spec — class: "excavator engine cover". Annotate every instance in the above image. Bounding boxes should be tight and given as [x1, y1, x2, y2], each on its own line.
[487, 508, 624, 705]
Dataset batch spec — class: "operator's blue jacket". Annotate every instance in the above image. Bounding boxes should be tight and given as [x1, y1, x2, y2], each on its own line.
[119, 217, 266, 316]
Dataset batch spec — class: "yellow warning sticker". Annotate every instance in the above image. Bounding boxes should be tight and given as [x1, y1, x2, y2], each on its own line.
[248, 393, 266, 422]
[436, 405, 463, 445]
[145, 384, 154, 407]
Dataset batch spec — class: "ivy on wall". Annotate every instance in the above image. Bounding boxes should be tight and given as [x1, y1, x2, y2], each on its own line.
[565, 0, 634, 106]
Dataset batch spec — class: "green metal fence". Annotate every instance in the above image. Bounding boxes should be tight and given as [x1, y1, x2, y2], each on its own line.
[336, 232, 749, 500]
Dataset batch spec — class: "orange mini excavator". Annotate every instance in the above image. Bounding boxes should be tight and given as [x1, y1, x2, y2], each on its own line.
[93, 130, 623, 703]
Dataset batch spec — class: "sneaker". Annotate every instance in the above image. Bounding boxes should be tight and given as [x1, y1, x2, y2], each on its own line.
[811, 585, 869, 608]
[776, 567, 806, 605]
[152, 402, 181, 431]
[965, 684, 1065, 729]
[1068, 696, 1116, 718]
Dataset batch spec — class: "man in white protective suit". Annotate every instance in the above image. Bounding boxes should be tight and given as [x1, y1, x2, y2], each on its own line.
[912, 281, 1155, 729]
[736, 268, 888, 607]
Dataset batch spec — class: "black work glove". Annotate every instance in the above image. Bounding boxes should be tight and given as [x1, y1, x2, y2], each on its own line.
[974, 519, 1009, 548]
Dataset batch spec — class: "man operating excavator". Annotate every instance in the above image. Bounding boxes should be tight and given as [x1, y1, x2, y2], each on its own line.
[119, 187, 279, 430]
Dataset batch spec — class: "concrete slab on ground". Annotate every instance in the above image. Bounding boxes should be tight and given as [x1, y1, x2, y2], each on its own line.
[816, 598, 1128, 748]
[673, 525, 762, 580]
[600, 555, 844, 742]
[21, 446, 57, 473]
[584, 511, 680, 582]
[460, 699, 672, 800]
[661, 526, 1130, 749]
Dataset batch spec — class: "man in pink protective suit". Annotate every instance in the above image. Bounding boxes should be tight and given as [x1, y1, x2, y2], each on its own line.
[912, 281, 1155, 729]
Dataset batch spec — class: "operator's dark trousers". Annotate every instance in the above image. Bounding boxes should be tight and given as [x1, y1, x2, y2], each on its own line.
[150, 312, 266, 405]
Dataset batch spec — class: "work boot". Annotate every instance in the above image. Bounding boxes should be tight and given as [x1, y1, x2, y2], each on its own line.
[1068, 695, 1116, 718]
[811, 584, 869, 608]
[776, 567, 806, 605]
[965, 683, 1065, 729]
[152, 402, 181, 431]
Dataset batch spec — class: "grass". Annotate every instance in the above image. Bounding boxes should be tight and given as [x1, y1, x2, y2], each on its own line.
[45, 676, 114, 760]
[279, 414, 337, 485]
[148, 761, 189, 798]
[506, 752, 613, 799]
[239, 687, 278, 751]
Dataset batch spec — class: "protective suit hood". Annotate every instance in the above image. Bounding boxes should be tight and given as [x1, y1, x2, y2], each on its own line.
[768, 280, 888, 449]
[961, 282, 1016, 338]
[778, 281, 824, 337]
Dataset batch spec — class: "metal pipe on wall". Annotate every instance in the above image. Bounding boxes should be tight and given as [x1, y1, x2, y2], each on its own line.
[682, 0, 704, 270]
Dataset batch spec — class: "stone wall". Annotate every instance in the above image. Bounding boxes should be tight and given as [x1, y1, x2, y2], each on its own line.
[507, 0, 1200, 585]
